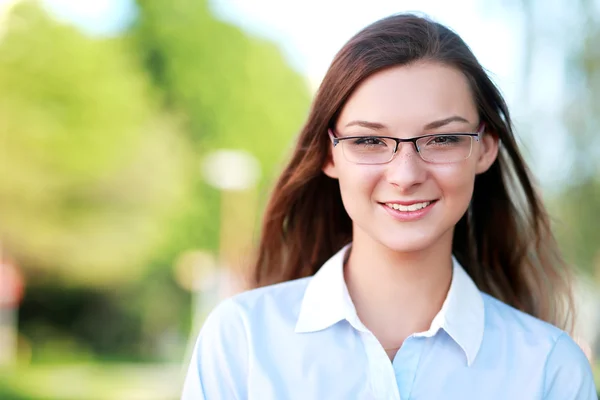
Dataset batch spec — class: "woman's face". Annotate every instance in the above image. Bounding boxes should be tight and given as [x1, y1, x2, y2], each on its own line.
[323, 61, 498, 254]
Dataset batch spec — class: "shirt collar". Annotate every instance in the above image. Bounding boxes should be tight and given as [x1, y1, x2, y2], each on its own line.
[294, 244, 357, 333]
[432, 256, 485, 366]
[294, 244, 485, 366]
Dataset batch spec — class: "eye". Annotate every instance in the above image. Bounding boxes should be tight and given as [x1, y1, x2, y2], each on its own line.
[424, 135, 462, 146]
[352, 137, 388, 147]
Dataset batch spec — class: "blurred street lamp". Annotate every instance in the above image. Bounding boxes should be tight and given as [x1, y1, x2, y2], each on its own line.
[200, 148, 261, 293]
[202, 149, 261, 295]
[202, 149, 261, 192]
[177, 149, 261, 362]
[178, 149, 262, 358]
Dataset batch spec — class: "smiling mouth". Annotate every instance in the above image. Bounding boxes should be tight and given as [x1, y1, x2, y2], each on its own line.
[383, 201, 436, 212]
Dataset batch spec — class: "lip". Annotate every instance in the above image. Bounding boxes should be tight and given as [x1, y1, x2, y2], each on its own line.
[382, 199, 435, 206]
[379, 200, 438, 222]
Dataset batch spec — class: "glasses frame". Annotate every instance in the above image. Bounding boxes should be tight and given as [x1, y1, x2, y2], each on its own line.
[328, 122, 485, 165]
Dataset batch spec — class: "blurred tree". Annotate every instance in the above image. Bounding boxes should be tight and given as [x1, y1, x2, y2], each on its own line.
[131, 0, 311, 256]
[511, 0, 600, 275]
[1, 0, 311, 362]
[0, 1, 192, 285]
[553, 14, 600, 275]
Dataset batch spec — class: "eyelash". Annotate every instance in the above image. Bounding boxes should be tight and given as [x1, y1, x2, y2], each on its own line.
[353, 137, 387, 146]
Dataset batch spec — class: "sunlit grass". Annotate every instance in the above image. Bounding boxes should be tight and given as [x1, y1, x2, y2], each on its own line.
[1, 361, 599, 399]
[0, 363, 183, 400]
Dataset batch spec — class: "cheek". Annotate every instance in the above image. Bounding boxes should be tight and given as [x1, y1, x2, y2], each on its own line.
[336, 164, 382, 210]
[431, 163, 476, 202]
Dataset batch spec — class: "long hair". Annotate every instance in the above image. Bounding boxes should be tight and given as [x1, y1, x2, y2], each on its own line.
[249, 14, 573, 330]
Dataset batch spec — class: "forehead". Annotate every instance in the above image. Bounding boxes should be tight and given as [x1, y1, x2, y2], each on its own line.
[337, 62, 477, 131]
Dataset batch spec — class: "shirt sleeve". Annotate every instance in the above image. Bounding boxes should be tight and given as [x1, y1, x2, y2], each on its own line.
[543, 332, 597, 400]
[181, 298, 249, 400]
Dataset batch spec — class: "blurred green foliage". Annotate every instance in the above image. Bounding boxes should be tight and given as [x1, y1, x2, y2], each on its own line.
[526, 0, 600, 276]
[553, 180, 600, 276]
[0, 0, 310, 366]
[132, 0, 310, 256]
[498, 0, 600, 276]
[517, 0, 600, 360]
[0, 2, 192, 285]
[554, 14, 600, 277]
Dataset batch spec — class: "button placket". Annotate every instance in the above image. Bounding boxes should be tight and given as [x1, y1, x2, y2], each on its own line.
[360, 331, 402, 400]
[392, 336, 426, 400]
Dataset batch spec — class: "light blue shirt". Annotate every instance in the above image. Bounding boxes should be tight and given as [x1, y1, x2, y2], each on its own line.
[181, 245, 597, 399]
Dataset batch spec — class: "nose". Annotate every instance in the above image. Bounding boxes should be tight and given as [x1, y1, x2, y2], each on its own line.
[385, 142, 427, 191]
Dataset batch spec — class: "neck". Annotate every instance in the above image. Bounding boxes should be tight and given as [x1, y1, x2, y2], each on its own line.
[344, 230, 453, 352]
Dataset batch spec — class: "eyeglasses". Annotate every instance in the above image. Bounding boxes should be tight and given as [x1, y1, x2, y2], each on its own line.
[328, 123, 484, 165]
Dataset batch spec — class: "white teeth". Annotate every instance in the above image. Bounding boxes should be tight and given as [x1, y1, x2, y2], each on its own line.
[385, 201, 431, 212]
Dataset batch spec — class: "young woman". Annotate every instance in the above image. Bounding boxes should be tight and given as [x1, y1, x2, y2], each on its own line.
[182, 13, 596, 400]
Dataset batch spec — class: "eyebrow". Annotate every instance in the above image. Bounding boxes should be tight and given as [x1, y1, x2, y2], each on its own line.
[424, 116, 471, 130]
[344, 116, 472, 131]
[344, 120, 386, 130]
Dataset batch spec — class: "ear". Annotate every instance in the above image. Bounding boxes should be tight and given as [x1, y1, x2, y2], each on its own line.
[322, 142, 339, 179]
[475, 130, 499, 174]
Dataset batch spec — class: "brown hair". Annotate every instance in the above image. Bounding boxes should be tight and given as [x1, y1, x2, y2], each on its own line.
[249, 13, 573, 330]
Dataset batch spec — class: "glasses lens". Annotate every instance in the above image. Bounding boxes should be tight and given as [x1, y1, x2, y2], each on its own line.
[341, 137, 395, 164]
[417, 135, 473, 163]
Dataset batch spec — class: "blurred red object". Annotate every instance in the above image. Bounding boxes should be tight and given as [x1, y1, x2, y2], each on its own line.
[0, 260, 24, 309]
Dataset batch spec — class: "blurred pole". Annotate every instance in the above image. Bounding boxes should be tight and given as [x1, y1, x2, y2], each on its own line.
[177, 149, 261, 362]
[202, 149, 261, 300]
[173, 250, 217, 339]
[217, 185, 258, 297]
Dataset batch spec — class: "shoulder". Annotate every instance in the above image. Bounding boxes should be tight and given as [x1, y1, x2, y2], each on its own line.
[231, 276, 312, 315]
[542, 331, 597, 398]
[233, 276, 312, 309]
[480, 293, 596, 398]
[181, 277, 314, 399]
[203, 276, 312, 335]
[481, 292, 564, 343]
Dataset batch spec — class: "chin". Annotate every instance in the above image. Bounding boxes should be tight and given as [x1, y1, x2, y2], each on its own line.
[367, 221, 454, 254]
[350, 212, 456, 255]
[377, 235, 437, 254]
